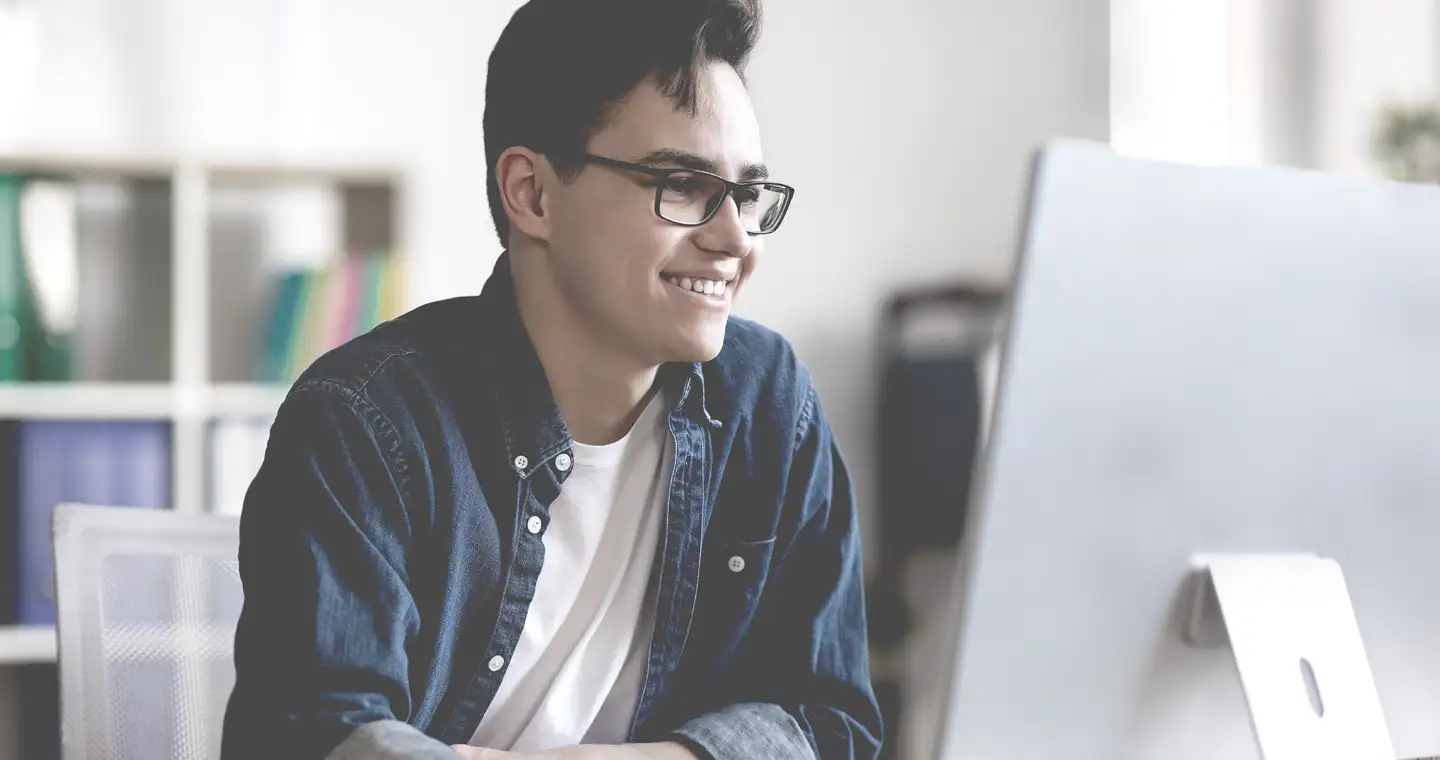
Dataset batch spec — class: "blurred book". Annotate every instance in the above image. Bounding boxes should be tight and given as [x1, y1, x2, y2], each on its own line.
[18, 177, 79, 381]
[259, 251, 404, 383]
[72, 178, 173, 383]
[0, 421, 172, 625]
[208, 418, 270, 517]
[0, 172, 167, 384]
[0, 173, 30, 381]
[0, 417, 168, 760]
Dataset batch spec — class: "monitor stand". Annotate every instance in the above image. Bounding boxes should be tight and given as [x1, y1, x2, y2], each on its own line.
[1181, 553, 1395, 760]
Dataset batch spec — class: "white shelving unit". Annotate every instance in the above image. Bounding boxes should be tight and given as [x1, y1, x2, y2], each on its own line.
[0, 152, 407, 673]
[0, 627, 57, 666]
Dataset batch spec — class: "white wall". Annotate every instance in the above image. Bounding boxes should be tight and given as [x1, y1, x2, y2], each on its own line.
[1243, 0, 1440, 176]
[1110, 0, 1233, 164]
[1110, 0, 1440, 176]
[1310, 0, 1440, 176]
[1108, 0, 1296, 167]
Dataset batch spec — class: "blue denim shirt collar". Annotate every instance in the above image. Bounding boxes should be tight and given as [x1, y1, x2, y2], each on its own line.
[477, 252, 717, 479]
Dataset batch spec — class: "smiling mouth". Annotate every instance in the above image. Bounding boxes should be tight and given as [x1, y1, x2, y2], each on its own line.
[662, 275, 732, 298]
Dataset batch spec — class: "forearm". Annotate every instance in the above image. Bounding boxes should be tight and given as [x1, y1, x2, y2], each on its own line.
[451, 740, 699, 760]
[556, 742, 699, 760]
[332, 720, 462, 760]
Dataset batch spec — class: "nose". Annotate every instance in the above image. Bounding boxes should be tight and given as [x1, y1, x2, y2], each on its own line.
[696, 191, 753, 258]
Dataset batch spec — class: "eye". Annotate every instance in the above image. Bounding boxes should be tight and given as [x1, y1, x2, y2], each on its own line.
[661, 173, 706, 196]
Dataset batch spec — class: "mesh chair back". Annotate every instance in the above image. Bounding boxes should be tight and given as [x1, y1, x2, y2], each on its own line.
[52, 503, 242, 760]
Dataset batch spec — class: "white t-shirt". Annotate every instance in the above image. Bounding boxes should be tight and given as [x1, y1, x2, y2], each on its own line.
[469, 391, 671, 751]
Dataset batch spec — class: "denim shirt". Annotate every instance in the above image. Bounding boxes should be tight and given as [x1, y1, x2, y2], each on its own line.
[221, 253, 882, 760]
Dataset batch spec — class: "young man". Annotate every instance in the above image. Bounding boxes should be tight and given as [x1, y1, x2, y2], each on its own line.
[221, 1, 881, 758]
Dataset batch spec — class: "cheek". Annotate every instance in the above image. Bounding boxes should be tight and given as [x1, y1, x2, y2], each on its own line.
[564, 223, 681, 299]
[548, 188, 687, 294]
[618, 228, 687, 287]
[551, 190, 622, 249]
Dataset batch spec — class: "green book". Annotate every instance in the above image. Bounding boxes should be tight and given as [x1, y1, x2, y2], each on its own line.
[18, 177, 79, 381]
[358, 251, 385, 332]
[261, 271, 307, 383]
[0, 173, 29, 381]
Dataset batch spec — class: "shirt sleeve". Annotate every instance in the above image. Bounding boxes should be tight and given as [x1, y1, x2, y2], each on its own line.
[220, 385, 456, 760]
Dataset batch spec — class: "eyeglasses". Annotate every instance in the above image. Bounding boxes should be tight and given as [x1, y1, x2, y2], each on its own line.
[582, 153, 795, 235]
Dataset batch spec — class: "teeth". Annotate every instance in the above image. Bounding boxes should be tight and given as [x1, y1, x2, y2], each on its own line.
[664, 276, 731, 296]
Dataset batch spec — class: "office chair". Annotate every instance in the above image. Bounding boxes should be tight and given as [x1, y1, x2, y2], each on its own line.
[52, 503, 241, 760]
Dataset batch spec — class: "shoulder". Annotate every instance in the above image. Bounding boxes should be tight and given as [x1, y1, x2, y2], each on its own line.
[708, 316, 821, 442]
[281, 297, 479, 434]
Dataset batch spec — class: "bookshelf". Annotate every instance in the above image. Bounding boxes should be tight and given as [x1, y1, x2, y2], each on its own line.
[0, 627, 55, 666]
[0, 152, 407, 675]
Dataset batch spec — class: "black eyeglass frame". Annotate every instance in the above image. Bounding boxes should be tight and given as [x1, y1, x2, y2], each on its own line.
[582, 153, 795, 235]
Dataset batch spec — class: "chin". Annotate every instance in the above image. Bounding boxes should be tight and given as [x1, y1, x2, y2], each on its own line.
[664, 325, 728, 364]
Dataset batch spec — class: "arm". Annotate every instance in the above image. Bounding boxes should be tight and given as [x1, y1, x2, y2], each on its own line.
[221, 386, 458, 760]
[450, 742, 697, 760]
[668, 382, 884, 760]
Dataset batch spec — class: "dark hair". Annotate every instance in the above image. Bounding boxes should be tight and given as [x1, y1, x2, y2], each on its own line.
[484, 0, 763, 246]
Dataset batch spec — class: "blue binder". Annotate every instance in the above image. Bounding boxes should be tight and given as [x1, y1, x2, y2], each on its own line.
[12, 420, 171, 624]
[0, 420, 170, 760]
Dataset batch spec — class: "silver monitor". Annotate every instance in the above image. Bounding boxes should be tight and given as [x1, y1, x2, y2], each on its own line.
[934, 140, 1440, 760]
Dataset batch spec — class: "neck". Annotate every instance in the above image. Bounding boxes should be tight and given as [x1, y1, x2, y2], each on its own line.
[510, 249, 659, 446]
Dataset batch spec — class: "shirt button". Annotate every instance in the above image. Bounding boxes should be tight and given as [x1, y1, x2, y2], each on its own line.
[527, 515, 543, 534]
[555, 453, 572, 472]
[727, 556, 745, 573]
[488, 655, 505, 672]
[513, 455, 529, 470]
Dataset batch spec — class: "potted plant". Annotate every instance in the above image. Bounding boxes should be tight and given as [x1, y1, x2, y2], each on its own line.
[1374, 102, 1440, 183]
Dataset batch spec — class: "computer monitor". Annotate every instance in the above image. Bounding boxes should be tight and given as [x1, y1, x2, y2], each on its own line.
[933, 140, 1440, 760]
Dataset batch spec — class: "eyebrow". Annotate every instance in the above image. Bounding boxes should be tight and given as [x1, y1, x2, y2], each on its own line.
[636, 149, 770, 182]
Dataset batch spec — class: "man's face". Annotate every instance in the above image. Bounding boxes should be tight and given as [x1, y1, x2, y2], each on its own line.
[541, 61, 767, 366]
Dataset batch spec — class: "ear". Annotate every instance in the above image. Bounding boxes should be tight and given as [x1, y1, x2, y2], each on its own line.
[496, 146, 552, 242]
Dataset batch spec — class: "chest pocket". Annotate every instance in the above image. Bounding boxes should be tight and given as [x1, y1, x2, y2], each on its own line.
[708, 537, 777, 609]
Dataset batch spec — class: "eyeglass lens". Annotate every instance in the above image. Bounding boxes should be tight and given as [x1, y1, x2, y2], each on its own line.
[657, 173, 787, 233]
